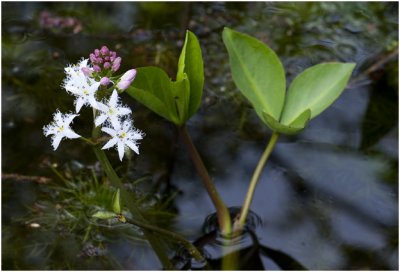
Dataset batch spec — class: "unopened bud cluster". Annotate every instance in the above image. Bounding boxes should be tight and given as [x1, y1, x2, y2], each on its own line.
[89, 46, 121, 73]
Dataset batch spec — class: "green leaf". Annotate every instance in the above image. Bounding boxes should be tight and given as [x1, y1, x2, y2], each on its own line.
[127, 67, 179, 124]
[112, 189, 121, 214]
[280, 62, 356, 125]
[289, 109, 311, 128]
[128, 33, 203, 126]
[170, 73, 190, 125]
[127, 87, 171, 121]
[262, 109, 311, 135]
[222, 27, 286, 122]
[92, 211, 117, 219]
[177, 30, 204, 117]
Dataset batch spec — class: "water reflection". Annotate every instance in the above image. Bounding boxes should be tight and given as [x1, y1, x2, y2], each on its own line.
[2, 1, 398, 270]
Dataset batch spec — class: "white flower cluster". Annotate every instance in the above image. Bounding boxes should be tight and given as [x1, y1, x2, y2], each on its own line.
[43, 59, 144, 161]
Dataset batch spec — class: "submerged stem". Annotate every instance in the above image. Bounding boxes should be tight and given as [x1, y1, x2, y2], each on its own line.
[178, 125, 232, 235]
[235, 131, 280, 231]
[124, 217, 205, 262]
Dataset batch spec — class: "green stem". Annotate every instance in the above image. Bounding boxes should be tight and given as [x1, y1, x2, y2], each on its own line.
[93, 147, 174, 269]
[178, 125, 232, 235]
[48, 163, 69, 184]
[124, 217, 205, 262]
[235, 132, 280, 231]
[80, 136, 96, 146]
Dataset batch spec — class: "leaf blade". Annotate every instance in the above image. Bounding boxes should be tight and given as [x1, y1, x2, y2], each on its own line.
[280, 62, 356, 125]
[222, 27, 286, 121]
[170, 74, 190, 125]
[177, 30, 204, 117]
[127, 66, 179, 123]
[262, 109, 311, 135]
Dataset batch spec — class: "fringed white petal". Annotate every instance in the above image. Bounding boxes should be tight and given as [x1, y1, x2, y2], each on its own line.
[102, 137, 118, 150]
[75, 97, 84, 113]
[101, 127, 116, 136]
[64, 129, 81, 139]
[51, 134, 63, 150]
[117, 141, 125, 161]
[95, 114, 108, 127]
[125, 140, 139, 155]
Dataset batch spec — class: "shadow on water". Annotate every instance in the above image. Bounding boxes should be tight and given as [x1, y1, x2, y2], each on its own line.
[175, 208, 307, 270]
[2, 2, 398, 270]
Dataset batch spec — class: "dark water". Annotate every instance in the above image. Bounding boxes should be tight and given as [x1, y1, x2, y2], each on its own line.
[2, 2, 398, 270]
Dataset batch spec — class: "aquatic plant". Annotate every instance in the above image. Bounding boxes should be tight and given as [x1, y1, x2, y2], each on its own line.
[127, 30, 233, 236]
[43, 27, 355, 269]
[222, 27, 355, 231]
[127, 28, 355, 237]
[42, 47, 183, 268]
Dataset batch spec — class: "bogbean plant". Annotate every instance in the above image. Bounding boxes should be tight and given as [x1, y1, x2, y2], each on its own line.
[43, 45, 142, 161]
[44, 28, 355, 269]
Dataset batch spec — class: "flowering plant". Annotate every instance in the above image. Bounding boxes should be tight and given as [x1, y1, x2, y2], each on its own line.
[42, 29, 356, 269]
[43, 46, 183, 267]
[43, 46, 143, 161]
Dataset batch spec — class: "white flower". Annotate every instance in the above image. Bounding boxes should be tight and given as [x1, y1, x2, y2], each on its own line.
[101, 120, 144, 161]
[95, 90, 131, 127]
[64, 58, 92, 78]
[63, 69, 101, 113]
[43, 110, 81, 150]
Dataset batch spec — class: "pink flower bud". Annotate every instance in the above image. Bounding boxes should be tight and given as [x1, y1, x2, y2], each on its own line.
[93, 65, 101, 72]
[120, 69, 137, 81]
[112, 62, 120, 72]
[94, 49, 100, 57]
[104, 56, 110, 61]
[100, 46, 109, 55]
[81, 67, 92, 77]
[113, 57, 121, 65]
[117, 80, 132, 90]
[89, 53, 96, 62]
[100, 77, 111, 86]
[103, 62, 111, 69]
[96, 57, 103, 64]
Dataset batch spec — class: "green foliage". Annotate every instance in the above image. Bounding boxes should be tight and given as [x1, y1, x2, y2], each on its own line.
[223, 27, 356, 134]
[262, 109, 311, 135]
[92, 211, 117, 219]
[222, 27, 286, 121]
[9, 162, 179, 269]
[127, 67, 176, 122]
[112, 189, 121, 214]
[177, 30, 205, 117]
[280, 62, 356, 125]
[127, 30, 204, 126]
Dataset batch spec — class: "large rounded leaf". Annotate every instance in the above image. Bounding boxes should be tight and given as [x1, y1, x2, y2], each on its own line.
[222, 27, 286, 122]
[280, 62, 356, 125]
